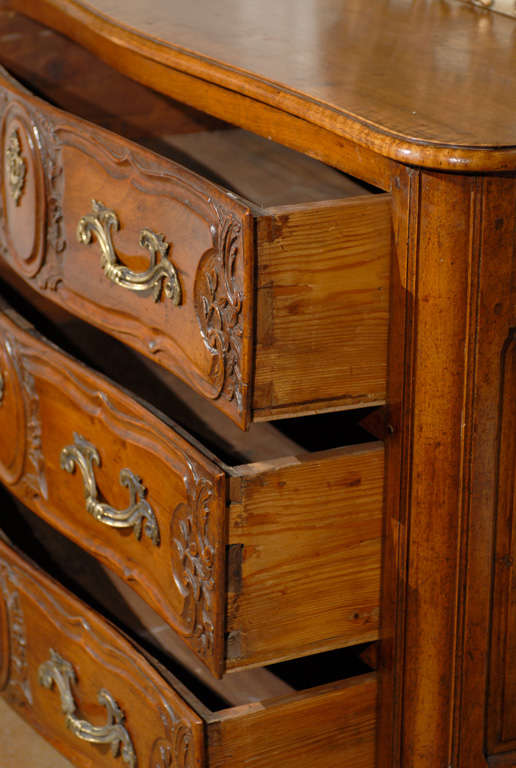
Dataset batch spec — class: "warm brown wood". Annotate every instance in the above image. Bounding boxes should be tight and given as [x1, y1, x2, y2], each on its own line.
[11, 0, 516, 172]
[0, 533, 377, 768]
[0, 536, 205, 768]
[5, 2, 516, 766]
[488, 332, 516, 756]
[0, 4, 224, 141]
[208, 675, 377, 768]
[0, 62, 391, 428]
[0, 299, 228, 677]
[0, 300, 383, 676]
[227, 444, 384, 669]
[377, 168, 516, 768]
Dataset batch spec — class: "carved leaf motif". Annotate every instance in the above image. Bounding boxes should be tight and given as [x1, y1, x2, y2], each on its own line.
[171, 458, 216, 658]
[0, 559, 32, 705]
[149, 707, 195, 768]
[194, 212, 244, 412]
[33, 107, 65, 256]
[5, 335, 47, 499]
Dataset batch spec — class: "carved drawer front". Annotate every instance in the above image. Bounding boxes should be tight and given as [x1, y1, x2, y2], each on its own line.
[0, 536, 377, 768]
[0, 299, 384, 678]
[0, 64, 391, 429]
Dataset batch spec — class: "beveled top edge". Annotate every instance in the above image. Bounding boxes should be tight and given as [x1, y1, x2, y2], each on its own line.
[9, 0, 516, 173]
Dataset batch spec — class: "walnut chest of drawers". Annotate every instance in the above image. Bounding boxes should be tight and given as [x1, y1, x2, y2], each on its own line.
[1, 2, 516, 768]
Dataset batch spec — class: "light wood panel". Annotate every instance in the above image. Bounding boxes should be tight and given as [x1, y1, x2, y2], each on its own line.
[227, 444, 384, 669]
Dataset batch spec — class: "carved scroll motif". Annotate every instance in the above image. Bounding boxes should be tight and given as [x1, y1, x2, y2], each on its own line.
[149, 705, 195, 768]
[0, 559, 32, 705]
[194, 211, 244, 413]
[33, 106, 65, 259]
[5, 335, 47, 499]
[171, 458, 216, 658]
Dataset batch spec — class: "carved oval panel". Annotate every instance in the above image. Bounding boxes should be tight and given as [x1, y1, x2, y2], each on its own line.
[0, 336, 26, 485]
[1, 100, 46, 277]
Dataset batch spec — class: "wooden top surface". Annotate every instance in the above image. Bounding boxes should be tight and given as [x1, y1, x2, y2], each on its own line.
[12, 0, 516, 171]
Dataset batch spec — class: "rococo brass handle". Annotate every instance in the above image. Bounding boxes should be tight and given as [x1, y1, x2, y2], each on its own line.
[38, 649, 136, 768]
[60, 433, 160, 545]
[77, 199, 181, 304]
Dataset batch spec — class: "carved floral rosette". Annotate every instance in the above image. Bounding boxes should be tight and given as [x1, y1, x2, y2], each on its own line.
[0, 558, 32, 706]
[194, 209, 245, 415]
[170, 457, 217, 660]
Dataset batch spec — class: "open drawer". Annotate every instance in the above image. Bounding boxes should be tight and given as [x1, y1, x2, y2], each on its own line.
[0, 9, 391, 429]
[0, 532, 377, 768]
[0, 297, 383, 678]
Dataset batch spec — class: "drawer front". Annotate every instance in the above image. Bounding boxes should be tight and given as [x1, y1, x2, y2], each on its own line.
[0, 65, 392, 429]
[0, 536, 204, 768]
[0, 534, 378, 768]
[0, 300, 384, 675]
[0, 66, 254, 428]
[0, 301, 228, 677]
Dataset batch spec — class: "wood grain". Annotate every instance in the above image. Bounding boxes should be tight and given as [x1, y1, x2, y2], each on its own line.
[0, 299, 384, 674]
[208, 675, 377, 768]
[0, 63, 391, 426]
[0, 537, 205, 768]
[0, 300, 228, 677]
[488, 332, 516, 756]
[0, 533, 378, 768]
[254, 196, 391, 417]
[11, 0, 516, 172]
[227, 443, 384, 669]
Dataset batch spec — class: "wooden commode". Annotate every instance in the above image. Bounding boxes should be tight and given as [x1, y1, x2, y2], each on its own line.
[0, 2, 515, 767]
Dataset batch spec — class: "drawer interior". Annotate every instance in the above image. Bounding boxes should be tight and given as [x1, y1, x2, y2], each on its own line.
[0, 282, 383, 672]
[0, 274, 382, 468]
[0, 4, 382, 207]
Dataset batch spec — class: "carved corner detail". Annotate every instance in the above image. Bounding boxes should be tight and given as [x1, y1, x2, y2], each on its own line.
[33, 107, 66, 257]
[150, 705, 195, 768]
[194, 211, 244, 413]
[0, 559, 32, 705]
[171, 458, 217, 659]
[5, 335, 47, 499]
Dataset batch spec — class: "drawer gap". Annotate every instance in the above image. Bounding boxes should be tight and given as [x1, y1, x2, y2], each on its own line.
[0, 279, 381, 466]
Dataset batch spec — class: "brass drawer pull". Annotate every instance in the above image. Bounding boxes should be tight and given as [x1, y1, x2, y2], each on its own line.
[38, 649, 136, 768]
[77, 199, 181, 304]
[60, 433, 160, 545]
